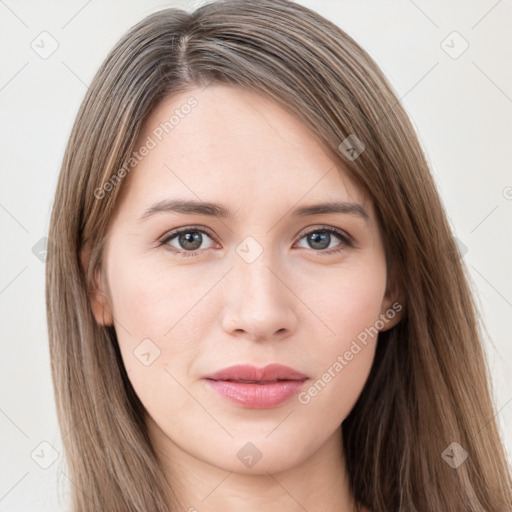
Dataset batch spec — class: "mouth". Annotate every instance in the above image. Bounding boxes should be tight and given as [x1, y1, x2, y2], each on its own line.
[203, 364, 308, 409]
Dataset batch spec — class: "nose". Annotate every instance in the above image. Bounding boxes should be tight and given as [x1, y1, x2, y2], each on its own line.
[220, 250, 298, 342]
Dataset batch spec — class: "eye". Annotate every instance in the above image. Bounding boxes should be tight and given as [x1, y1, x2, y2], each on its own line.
[158, 225, 353, 257]
[295, 227, 353, 254]
[159, 227, 217, 256]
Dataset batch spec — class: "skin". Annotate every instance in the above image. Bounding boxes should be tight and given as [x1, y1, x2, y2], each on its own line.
[84, 84, 402, 512]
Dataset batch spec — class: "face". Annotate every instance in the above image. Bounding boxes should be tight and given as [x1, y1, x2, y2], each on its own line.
[85, 84, 401, 476]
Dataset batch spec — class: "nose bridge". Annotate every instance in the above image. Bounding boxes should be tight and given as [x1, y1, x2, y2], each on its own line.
[235, 252, 283, 305]
[221, 238, 297, 339]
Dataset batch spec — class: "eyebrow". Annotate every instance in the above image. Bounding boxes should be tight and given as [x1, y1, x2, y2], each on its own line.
[138, 199, 369, 221]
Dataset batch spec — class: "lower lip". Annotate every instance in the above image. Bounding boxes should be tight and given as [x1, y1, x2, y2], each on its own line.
[204, 379, 307, 408]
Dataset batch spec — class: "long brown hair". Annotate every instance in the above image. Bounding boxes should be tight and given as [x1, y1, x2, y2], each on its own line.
[46, 1, 512, 510]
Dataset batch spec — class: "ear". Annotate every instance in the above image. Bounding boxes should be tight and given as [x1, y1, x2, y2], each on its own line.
[80, 244, 113, 327]
[378, 263, 405, 331]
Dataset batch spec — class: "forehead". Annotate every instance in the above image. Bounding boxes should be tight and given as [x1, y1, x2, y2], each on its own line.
[117, 84, 370, 217]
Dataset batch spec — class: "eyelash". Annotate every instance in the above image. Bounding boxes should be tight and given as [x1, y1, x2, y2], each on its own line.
[157, 225, 354, 258]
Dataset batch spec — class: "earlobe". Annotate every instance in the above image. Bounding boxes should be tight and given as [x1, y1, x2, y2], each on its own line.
[379, 265, 405, 332]
[90, 284, 114, 327]
[80, 244, 114, 327]
[379, 299, 404, 331]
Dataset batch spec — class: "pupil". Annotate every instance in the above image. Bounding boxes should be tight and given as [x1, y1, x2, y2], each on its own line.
[309, 232, 330, 250]
[180, 232, 202, 250]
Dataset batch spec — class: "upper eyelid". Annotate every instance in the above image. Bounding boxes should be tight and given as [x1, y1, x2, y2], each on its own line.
[159, 225, 217, 243]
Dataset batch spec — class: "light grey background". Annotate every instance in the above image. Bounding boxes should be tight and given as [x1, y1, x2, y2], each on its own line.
[1, 1, 511, 510]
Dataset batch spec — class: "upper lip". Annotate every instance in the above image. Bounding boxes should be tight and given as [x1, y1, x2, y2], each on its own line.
[204, 364, 308, 382]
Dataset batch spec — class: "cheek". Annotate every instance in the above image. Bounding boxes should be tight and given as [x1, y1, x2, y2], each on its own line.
[107, 254, 208, 340]
[106, 261, 207, 430]
[110, 270, 169, 337]
[297, 258, 387, 417]
[106, 254, 222, 403]
[316, 256, 387, 344]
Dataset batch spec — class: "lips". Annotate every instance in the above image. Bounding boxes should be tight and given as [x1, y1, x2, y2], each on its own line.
[204, 363, 308, 383]
[203, 364, 308, 408]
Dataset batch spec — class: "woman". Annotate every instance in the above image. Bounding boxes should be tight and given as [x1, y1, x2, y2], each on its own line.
[46, 0, 512, 510]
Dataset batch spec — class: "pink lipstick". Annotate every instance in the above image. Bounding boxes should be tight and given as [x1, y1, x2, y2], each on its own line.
[203, 364, 308, 409]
